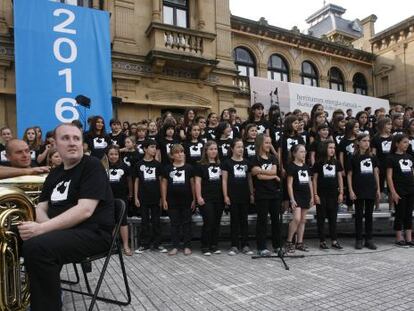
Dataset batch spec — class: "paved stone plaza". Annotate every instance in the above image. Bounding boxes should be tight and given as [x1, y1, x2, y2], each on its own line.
[62, 237, 414, 311]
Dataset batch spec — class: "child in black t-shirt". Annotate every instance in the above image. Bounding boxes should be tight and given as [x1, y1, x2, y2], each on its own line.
[195, 141, 224, 256]
[339, 119, 359, 212]
[134, 140, 167, 254]
[158, 123, 180, 166]
[347, 133, 380, 250]
[243, 124, 258, 162]
[216, 122, 233, 162]
[135, 124, 148, 161]
[286, 144, 314, 253]
[309, 124, 331, 167]
[386, 134, 414, 246]
[107, 146, 132, 256]
[222, 139, 254, 256]
[161, 144, 195, 255]
[313, 140, 344, 250]
[251, 134, 281, 256]
[183, 124, 204, 166]
[120, 136, 140, 171]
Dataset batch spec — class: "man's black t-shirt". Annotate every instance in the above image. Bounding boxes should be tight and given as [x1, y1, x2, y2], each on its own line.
[348, 154, 378, 199]
[386, 153, 414, 196]
[134, 159, 161, 205]
[108, 162, 130, 200]
[314, 160, 343, 197]
[39, 155, 114, 231]
[161, 164, 194, 205]
[195, 163, 223, 203]
[251, 155, 279, 200]
[221, 158, 250, 203]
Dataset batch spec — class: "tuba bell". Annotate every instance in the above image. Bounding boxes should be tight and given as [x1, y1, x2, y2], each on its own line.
[0, 175, 45, 311]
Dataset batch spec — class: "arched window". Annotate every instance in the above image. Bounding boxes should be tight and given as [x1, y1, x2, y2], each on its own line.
[163, 0, 188, 28]
[301, 61, 319, 87]
[233, 47, 256, 77]
[267, 54, 289, 81]
[329, 67, 345, 91]
[353, 73, 368, 95]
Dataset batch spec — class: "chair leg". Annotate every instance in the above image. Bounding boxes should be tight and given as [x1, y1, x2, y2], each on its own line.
[80, 263, 92, 294]
[61, 263, 80, 285]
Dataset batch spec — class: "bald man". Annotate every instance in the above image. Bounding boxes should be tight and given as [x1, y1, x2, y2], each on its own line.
[0, 139, 49, 179]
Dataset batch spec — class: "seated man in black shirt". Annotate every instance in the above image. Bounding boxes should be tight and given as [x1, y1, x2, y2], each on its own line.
[18, 123, 115, 311]
[0, 139, 49, 179]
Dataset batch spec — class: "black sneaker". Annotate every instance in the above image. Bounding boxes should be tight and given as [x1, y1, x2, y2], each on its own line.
[319, 241, 329, 250]
[395, 240, 408, 247]
[364, 240, 377, 250]
[355, 240, 363, 250]
[331, 242, 343, 250]
[405, 241, 414, 247]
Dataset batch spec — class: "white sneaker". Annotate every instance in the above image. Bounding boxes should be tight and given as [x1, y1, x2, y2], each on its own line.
[203, 251, 212, 256]
[134, 246, 148, 254]
[228, 247, 239, 256]
[157, 246, 168, 253]
[242, 246, 254, 255]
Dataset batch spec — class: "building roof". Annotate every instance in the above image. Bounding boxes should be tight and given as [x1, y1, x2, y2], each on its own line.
[371, 15, 414, 42]
[306, 3, 346, 24]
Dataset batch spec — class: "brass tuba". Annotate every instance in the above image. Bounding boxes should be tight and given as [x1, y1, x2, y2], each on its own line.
[0, 175, 44, 311]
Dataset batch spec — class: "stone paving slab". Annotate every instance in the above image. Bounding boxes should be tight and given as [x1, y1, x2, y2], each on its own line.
[62, 237, 414, 311]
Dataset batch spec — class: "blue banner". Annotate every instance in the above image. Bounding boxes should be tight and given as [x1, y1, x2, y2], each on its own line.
[14, 0, 112, 137]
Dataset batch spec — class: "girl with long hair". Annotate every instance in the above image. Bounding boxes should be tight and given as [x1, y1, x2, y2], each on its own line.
[243, 123, 258, 162]
[84, 116, 111, 160]
[215, 122, 233, 162]
[183, 124, 204, 166]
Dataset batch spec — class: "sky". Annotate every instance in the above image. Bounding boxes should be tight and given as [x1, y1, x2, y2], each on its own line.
[229, 0, 414, 34]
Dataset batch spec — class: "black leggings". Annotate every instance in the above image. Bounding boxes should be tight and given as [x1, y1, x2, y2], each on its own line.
[199, 202, 224, 251]
[140, 203, 161, 248]
[394, 193, 414, 231]
[256, 197, 281, 251]
[354, 199, 374, 241]
[230, 202, 249, 248]
[316, 195, 338, 242]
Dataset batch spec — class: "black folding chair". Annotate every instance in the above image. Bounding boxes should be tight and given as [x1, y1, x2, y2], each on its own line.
[61, 199, 132, 310]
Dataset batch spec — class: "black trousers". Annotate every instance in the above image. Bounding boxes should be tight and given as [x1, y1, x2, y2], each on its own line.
[168, 204, 192, 248]
[394, 193, 414, 231]
[199, 202, 224, 251]
[354, 199, 374, 241]
[256, 197, 281, 251]
[316, 195, 338, 242]
[230, 202, 249, 248]
[23, 228, 111, 311]
[139, 203, 162, 248]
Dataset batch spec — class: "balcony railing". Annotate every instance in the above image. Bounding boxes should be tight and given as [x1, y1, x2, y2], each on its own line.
[233, 76, 250, 94]
[146, 22, 216, 59]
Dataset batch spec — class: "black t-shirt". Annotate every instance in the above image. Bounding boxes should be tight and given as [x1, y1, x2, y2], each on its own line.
[279, 134, 305, 168]
[217, 138, 233, 162]
[122, 150, 140, 171]
[206, 127, 217, 141]
[386, 153, 414, 196]
[135, 139, 146, 161]
[371, 135, 392, 168]
[162, 164, 194, 205]
[184, 140, 204, 166]
[158, 137, 179, 165]
[407, 136, 414, 158]
[243, 140, 256, 161]
[333, 132, 344, 147]
[314, 160, 343, 196]
[109, 132, 126, 148]
[84, 134, 111, 160]
[254, 120, 270, 135]
[269, 125, 283, 149]
[134, 159, 161, 205]
[39, 155, 114, 231]
[348, 154, 378, 199]
[287, 162, 311, 198]
[221, 158, 250, 203]
[108, 162, 130, 199]
[251, 155, 279, 200]
[195, 163, 223, 203]
[338, 137, 355, 170]
[299, 131, 310, 149]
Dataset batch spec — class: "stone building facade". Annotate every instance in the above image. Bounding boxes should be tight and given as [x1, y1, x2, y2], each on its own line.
[0, 1, 411, 133]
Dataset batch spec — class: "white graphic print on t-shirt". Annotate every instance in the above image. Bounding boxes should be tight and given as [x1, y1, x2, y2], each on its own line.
[123, 156, 131, 167]
[51, 180, 71, 202]
[345, 143, 354, 154]
[0, 150, 7, 162]
[399, 159, 413, 173]
[30, 150, 36, 160]
[109, 168, 125, 182]
[286, 138, 298, 150]
[233, 164, 247, 178]
[208, 166, 221, 180]
[298, 170, 309, 184]
[141, 165, 156, 181]
[221, 144, 230, 157]
[190, 143, 203, 157]
[170, 169, 185, 184]
[257, 124, 266, 134]
[93, 137, 108, 149]
[360, 158, 373, 174]
[246, 145, 256, 156]
[382, 140, 391, 153]
[322, 164, 336, 178]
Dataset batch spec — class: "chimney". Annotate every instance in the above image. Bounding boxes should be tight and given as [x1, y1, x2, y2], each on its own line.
[360, 14, 377, 40]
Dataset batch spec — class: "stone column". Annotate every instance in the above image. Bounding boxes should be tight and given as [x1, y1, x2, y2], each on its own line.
[197, 0, 205, 30]
[152, 0, 161, 22]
